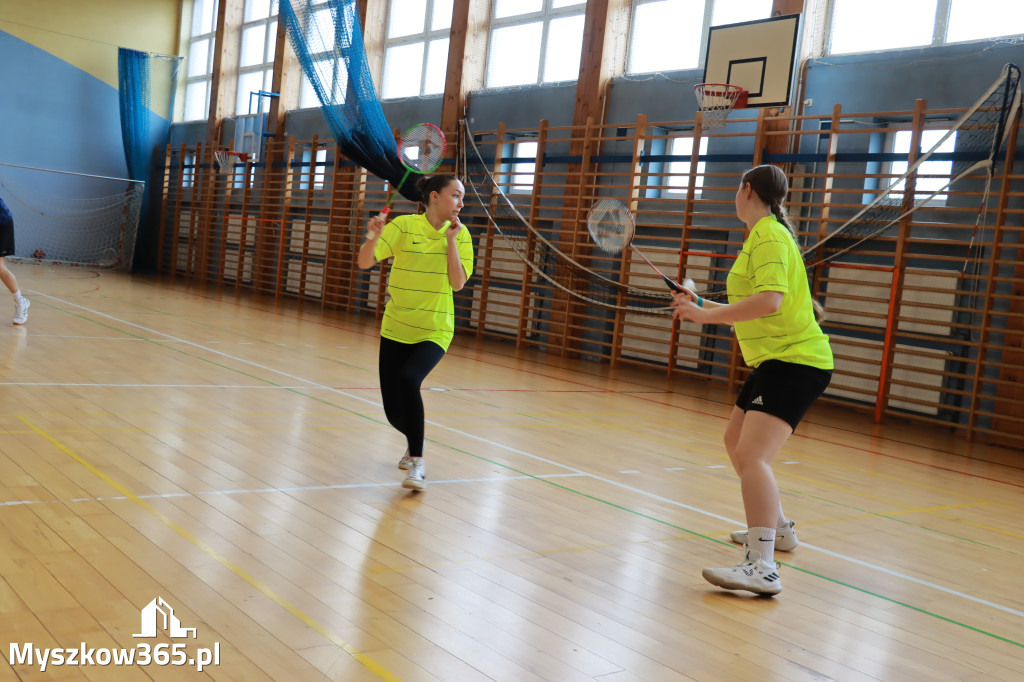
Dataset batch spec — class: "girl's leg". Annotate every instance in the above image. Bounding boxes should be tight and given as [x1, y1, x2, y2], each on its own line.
[730, 410, 792, 532]
[378, 337, 410, 438]
[392, 341, 445, 458]
[726, 406, 798, 549]
[378, 338, 444, 457]
[0, 258, 18, 295]
[702, 409, 793, 595]
[0, 258, 29, 325]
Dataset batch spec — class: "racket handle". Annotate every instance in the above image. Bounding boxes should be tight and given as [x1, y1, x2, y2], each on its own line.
[378, 206, 391, 219]
[663, 276, 685, 292]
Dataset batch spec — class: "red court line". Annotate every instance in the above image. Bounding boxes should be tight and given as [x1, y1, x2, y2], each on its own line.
[164, 284, 1024, 487]
[332, 387, 606, 393]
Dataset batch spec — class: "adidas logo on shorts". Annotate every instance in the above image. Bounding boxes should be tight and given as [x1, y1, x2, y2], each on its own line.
[751, 395, 764, 406]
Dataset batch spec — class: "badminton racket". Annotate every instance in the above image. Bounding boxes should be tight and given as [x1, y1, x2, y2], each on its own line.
[587, 198, 691, 293]
[379, 122, 447, 219]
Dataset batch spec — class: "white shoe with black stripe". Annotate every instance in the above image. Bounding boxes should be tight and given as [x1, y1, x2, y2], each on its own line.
[702, 549, 782, 595]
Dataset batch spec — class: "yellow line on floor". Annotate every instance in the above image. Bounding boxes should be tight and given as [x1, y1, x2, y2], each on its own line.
[19, 415, 403, 682]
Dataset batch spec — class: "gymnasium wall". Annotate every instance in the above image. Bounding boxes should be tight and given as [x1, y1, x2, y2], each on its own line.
[0, 0, 180, 179]
[245, 34, 1021, 154]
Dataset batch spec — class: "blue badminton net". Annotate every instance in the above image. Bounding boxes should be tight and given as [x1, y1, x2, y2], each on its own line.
[279, 0, 420, 202]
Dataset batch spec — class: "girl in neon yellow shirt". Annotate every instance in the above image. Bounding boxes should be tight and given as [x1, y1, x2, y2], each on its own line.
[672, 165, 832, 595]
[358, 174, 474, 491]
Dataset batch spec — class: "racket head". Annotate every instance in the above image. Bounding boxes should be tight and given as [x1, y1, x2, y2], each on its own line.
[587, 198, 635, 253]
[398, 123, 447, 173]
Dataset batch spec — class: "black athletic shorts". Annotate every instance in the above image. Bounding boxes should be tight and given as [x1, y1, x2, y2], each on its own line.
[736, 359, 832, 431]
[0, 217, 13, 257]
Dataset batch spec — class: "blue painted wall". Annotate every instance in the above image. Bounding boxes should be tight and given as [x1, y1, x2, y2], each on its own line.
[0, 30, 128, 180]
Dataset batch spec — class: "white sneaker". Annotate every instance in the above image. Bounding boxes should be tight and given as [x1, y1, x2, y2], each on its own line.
[402, 458, 425, 491]
[730, 520, 798, 551]
[12, 297, 29, 325]
[702, 549, 782, 595]
[397, 449, 412, 470]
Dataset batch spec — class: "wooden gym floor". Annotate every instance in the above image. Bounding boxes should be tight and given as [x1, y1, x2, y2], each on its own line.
[0, 264, 1021, 681]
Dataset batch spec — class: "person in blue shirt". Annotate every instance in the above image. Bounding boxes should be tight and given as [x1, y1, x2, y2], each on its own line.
[0, 195, 30, 324]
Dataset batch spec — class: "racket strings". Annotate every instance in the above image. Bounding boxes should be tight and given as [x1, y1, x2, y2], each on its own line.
[399, 125, 446, 172]
[587, 199, 635, 253]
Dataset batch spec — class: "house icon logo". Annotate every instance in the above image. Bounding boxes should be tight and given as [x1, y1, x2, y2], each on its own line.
[132, 597, 197, 639]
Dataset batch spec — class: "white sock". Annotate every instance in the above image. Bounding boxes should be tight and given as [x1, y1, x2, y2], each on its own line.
[749, 526, 776, 566]
[12, 290, 21, 303]
[776, 503, 788, 528]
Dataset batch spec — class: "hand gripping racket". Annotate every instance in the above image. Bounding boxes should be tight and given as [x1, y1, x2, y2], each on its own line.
[379, 122, 447, 219]
[587, 198, 691, 293]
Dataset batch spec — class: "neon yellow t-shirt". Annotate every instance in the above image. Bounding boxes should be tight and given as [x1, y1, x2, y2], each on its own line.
[727, 216, 833, 370]
[373, 213, 475, 351]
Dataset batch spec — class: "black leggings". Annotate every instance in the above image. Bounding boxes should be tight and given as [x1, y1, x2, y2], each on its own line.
[378, 337, 446, 457]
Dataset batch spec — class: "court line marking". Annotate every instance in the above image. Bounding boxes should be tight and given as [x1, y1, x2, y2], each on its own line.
[18, 415, 404, 682]
[32, 292, 1024, 633]
[0, 382, 321, 388]
[0, 473, 586, 508]
[111, 288, 1021, 475]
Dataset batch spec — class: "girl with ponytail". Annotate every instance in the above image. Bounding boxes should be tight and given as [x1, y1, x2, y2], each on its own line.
[671, 164, 833, 596]
[358, 174, 474, 491]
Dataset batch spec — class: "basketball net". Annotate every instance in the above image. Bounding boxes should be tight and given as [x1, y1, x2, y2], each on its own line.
[214, 151, 248, 175]
[694, 83, 747, 130]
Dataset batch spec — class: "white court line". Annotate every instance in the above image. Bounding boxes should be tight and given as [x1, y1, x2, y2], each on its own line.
[0, 333, 145, 341]
[0, 382, 324, 388]
[0, 473, 585, 508]
[29, 290, 1024, 621]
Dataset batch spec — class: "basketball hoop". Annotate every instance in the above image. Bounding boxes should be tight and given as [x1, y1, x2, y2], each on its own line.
[214, 150, 249, 174]
[694, 83, 748, 130]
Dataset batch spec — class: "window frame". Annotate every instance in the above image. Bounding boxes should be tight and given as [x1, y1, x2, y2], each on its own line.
[235, 0, 280, 116]
[182, 153, 197, 188]
[297, 146, 329, 191]
[645, 130, 709, 199]
[663, 134, 709, 199]
[181, 0, 219, 122]
[825, 0, 1023, 56]
[502, 137, 540, 194]
[885, 126, 957, 207]
[626, 0, 777, 76]
[382, 0, 453, 99]
[485, 0, 587, 88]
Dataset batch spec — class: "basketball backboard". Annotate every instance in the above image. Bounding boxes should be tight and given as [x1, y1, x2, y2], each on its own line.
[233, 113, 266, 162]
[702, 14, 801, 109]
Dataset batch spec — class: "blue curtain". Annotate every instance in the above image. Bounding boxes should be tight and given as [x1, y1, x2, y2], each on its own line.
[118, 48, 182, 269]
[119, 48, 182, 181]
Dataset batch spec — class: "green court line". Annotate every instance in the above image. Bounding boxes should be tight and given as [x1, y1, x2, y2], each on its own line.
[56, 297, 1024, 653]
[122, 298, 374, 375]
[433, 441, 1024, 650]
[799, 491, 1024, 556]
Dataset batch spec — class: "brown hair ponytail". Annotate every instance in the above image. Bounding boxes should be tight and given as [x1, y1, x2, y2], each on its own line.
[743, 165, 825, 323]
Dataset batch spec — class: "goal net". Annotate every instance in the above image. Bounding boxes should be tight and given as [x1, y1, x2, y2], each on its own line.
[0, 164, 144, 270]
